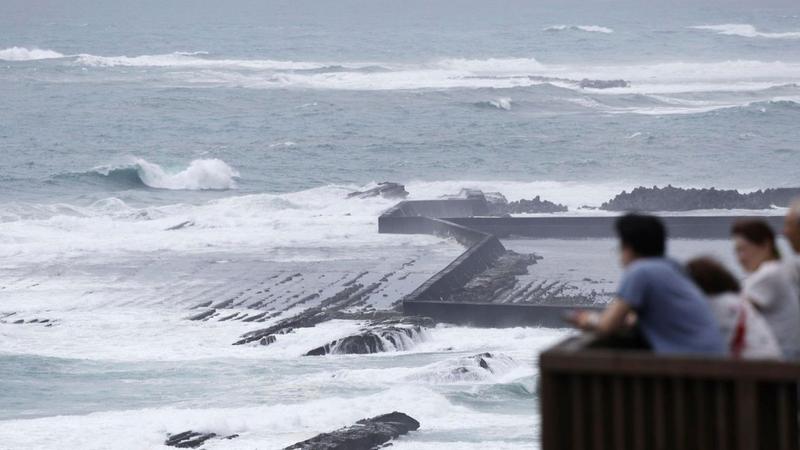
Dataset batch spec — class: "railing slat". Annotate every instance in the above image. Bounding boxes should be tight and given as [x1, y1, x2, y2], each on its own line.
[571, 375, 585, 450]
[633, 377, 646, 450]
[612, 376, 626, 450]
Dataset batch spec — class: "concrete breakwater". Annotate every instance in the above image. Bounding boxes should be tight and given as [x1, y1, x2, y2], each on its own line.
[380, 197, 783, 327]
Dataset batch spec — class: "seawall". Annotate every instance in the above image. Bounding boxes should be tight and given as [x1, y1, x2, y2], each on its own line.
[379, 198, 784, 327]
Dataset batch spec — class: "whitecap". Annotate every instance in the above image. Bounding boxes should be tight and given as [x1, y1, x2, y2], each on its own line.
[0, 46, 65, 61]
[544, 25, 614, 34]
[691, 24, 800, 39]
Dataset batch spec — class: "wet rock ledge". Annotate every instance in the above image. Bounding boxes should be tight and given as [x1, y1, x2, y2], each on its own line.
[305, 316, 433, 356]
[285, 411, 420, 450]
[165, 431, 238, 448]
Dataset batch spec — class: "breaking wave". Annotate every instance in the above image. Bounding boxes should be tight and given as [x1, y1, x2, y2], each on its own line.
[476, 97, 512, 110]
[691, 24, 800, 39]
[0, 47, 66, 61]
[544, 25, 614, 34]
[68, 158, 240, 191]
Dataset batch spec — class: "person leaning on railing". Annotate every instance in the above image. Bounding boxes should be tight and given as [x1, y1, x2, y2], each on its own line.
[567, 213, 727, 355]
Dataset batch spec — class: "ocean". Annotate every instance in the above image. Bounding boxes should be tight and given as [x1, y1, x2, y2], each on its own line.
[1, 0, 799, 448]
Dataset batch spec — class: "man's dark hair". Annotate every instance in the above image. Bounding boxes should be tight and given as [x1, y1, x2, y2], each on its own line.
[686, 257, 740, 295]
[614, 213, 666, 257]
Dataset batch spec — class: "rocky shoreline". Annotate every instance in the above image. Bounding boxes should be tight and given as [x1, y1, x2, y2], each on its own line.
[601, 185, 800, 211]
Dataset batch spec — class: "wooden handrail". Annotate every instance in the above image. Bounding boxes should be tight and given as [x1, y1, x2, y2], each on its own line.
[540, 334, 800, 450]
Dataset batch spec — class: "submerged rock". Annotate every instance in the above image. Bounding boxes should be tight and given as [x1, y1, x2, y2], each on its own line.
[579, 78, 630, 89]
[305, 316, 433, 356]
[284, 411, 420, 450]
[437, 352, 518, 382]
[601, 185, 800, 211]
[347, 182, 409, 199]
[164, 431, 238, 448]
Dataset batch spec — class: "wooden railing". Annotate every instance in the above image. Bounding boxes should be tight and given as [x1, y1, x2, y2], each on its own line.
[540, 334, 800, 450]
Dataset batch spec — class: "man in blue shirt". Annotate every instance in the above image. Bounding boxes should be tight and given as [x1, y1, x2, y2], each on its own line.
[570, 214, 727, 355]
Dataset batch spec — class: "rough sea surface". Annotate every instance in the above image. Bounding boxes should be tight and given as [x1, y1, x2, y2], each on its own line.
[1, 0, 799, 448]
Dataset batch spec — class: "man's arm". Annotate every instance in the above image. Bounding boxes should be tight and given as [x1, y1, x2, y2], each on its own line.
[569, 299, 632, 336]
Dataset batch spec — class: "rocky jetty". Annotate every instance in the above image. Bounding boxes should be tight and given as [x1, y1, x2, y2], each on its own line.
[601, 185, 800, 211]
[284, 412, 420, 450]
[442, 251, 539, 303]
[305, 316, 433, 356]
[164, 431, 238, 448]
[347, 182, 409, 199]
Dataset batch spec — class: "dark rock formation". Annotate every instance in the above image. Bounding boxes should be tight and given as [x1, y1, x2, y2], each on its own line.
[0, 312, 56, 327]
[442, 251, 539, 303]
[305, 316, 433, 356]
[347, 182, 409, 200]
[284, 412, 420, 450]
[498, 196, 568, 214]
[259, 335, 277, 346]
[601, 185, 800, 211]
[165, 431, 238, 448]
[579, 78, 630, 89]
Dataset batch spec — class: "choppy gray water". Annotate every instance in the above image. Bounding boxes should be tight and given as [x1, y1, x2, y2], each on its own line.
[1, 0, 799, 448]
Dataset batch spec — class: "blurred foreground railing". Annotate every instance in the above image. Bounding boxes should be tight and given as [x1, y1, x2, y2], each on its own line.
[540, 334, 800, 450]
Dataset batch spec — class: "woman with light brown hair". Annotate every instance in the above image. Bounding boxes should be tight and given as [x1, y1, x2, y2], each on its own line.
[732, 219, 800, 359]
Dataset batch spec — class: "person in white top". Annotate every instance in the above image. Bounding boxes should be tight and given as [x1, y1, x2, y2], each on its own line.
[732, 219, 800, 359]
[687, 257, 781, 359]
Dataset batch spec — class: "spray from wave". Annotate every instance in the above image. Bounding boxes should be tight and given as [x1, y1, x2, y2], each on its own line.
[479, 97, 512, 110]
[691, 24, 800, 39]
[544, 25, 614, 34]
[0, 47, 66, 61]
[88, 158, 240, 190]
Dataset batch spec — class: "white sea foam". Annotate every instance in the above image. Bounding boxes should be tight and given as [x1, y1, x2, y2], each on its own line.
[74, 51, 330, 70]
[0, 385, 538, 450]
[0, 47, 65, 61]
[0, 179, 460, 265]
[544, 25, 614, 34]
[691, 24, 800, 39]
